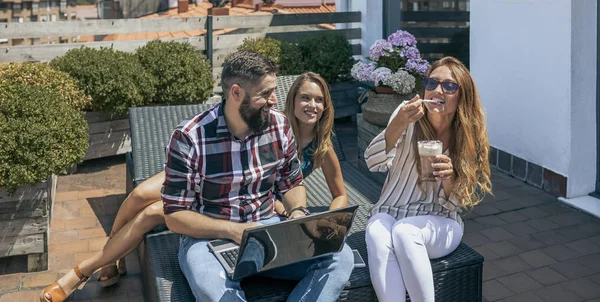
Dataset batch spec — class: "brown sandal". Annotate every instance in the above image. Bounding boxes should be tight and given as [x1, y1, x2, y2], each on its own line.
[40, 265, 89, 302]
[98, 258, 127, 288]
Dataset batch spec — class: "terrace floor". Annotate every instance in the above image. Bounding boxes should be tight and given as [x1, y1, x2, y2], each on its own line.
[1, 117, 600, 301]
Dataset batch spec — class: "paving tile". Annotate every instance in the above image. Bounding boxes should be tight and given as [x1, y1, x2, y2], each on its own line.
[491, 256, 532, 274]
[549, 259, 596, 279]
[541, 244, 583, 262]
[565, 238, 600, 256]
[0, 274, 21, 292]
[525, 217, 561, 232]
[502, 222, 538, 237]
[575, 254, 600, 272]
[494, 199, 527, 213]
[475, 215, 508, 227]
[499, 291, 544, 302]
[507, 235, 547, 252]
[497, 211, 529, 224]
[484, 241, 523, 258]
[464, 220, 488, 233]
[497, 272, 543, 294]
[533, 283, 583, 302]
[0, 289, 38, 302]
[474, 245, 501, 261]
[20, 271, 59, 288]
[483, 261, 509, 281]
[462, 232, 493, 247]
[562, 277, 600, 300]
[518, 250, 557, 268]
[78, 227, 108, 239]
[483, 279, 514, 301]
[537, 202, 574, 215]
[531, 230, 571, 246]
[481, 227, 516, 242]
[474, 204, 503, 216]
[547, 212, 593, 227]
[517, 207, 549, 219]
[525, 266, 569, 286]
[484, 189, 513, 203]
[589, 273, 600, 286]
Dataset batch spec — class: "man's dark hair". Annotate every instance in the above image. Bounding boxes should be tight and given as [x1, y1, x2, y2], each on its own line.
[221, 50, 279, 94]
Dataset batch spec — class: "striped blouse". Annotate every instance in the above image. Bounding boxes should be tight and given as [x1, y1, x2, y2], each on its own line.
[364, 103, 463, 229]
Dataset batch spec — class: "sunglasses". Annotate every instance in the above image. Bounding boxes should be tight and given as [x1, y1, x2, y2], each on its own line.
[422, 77, 460, 94]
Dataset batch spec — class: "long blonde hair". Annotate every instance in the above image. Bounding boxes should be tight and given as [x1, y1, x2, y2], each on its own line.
[284, 72, 334, 171]
[413, 57, 492, 209]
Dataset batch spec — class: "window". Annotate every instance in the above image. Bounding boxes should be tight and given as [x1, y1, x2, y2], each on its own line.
[70, 12, 76, 20]
[32, 2, 39, 14]
[0, 3, 7, 12]
[12, 17, 20, 22]
[51, 1, 58, 8]
[60, 0, 66, 12]
[40, 15, 48, 22]
[23, 2, 32, 10]
[40, 2, 48, 9]
[31, 15, 38, 22]
[13, 3, 22, 13]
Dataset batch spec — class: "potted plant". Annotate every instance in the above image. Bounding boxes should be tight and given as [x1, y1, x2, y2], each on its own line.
[299, 32, 358, 119]
[0, 71, 88, 271]
[50, 46, 157, 161]
[351, 29, 429, 126]
[136, 40, 215, 106]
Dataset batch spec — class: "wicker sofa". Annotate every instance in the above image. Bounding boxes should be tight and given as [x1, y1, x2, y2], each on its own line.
[125, 75, 484, 301]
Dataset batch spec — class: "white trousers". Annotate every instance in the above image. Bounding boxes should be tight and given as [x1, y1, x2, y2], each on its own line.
[365, 213, 463, 302]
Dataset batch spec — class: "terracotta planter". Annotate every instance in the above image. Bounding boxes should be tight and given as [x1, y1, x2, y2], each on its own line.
[360, 91, 416, 127]
[374, 86, 395, 94]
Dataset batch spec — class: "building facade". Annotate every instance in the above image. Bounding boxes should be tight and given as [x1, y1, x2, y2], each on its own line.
[0, 0, 77, 46]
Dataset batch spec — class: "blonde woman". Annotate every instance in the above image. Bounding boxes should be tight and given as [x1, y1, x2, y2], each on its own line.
[41, 72, 348, 302]
[364, 56, 492, 302]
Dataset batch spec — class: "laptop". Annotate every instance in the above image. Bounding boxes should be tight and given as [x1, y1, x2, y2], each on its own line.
[208, 205, 359, 280]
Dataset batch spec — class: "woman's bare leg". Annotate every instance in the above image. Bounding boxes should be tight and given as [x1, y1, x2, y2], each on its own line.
[111, 171, 165, 235]
[44, 201, 165, 301]
[97, 171, 164, 281]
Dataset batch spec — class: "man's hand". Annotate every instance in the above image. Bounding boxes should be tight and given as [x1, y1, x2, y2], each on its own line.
[229, 222, 263, 244]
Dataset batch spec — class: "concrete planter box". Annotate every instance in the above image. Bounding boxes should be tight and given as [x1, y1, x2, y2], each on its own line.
[0, 174, 58, 272]
[330, 81, 359, 119]
[84, 112, 131, 161]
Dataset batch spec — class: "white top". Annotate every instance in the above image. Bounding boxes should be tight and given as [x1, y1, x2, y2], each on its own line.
[364, 103, 463, 229]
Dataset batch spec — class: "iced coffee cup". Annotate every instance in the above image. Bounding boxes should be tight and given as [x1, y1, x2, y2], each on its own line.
[417, 140, 443, 182]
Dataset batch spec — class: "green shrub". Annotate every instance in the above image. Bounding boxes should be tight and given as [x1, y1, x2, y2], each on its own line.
[236, 37, 305, 76]
[50, 46, 156, 116]
[0, 62, 92, 111]
[0, 81, 88, 193]
[299, 32, 354, 84]
[136, 40, 214, 105]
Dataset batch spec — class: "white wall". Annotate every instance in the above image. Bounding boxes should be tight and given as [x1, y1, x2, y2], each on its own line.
[471, 0, 597, 197]
[335, 0, 382, 58]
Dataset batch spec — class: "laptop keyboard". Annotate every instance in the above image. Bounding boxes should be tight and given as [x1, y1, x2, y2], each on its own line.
[222, 248, 239, 268]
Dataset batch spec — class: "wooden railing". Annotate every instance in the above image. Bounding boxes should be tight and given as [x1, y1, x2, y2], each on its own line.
[0, 11, 362, 85]
[401, 11, 470, 67]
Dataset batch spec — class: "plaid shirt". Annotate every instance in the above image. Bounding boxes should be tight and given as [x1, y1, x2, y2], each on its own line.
[161, 102, 304, 222]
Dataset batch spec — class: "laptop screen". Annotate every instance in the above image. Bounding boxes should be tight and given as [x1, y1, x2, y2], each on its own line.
[232, 205, 359, 280]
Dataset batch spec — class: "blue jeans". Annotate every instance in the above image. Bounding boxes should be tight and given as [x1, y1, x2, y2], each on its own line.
[178, 216, 354, 302]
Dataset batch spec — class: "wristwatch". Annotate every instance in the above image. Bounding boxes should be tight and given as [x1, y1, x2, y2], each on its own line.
[288, 206, 310, 217]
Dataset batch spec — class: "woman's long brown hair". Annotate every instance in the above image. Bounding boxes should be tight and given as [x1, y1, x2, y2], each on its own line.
[284, 72, 334, 171]
[413, 57, 492, 209]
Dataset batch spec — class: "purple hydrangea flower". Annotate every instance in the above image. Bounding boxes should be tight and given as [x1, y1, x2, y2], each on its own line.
[401, 46, 421, 61]
[406, 58, 430, 75]
[387, 30, 417, 47]
[370, 67, 392, 86]
[369, 39, 394, 61]
[351, 61, 376, 82]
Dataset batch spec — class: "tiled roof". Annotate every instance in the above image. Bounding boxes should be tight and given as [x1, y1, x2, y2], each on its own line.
[101, 2, 335, 42]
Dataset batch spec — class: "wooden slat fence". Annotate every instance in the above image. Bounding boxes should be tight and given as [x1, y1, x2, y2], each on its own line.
[0, 11, 362, 86]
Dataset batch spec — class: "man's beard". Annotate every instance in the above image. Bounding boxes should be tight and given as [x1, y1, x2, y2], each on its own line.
[239, 94, 271, 133]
